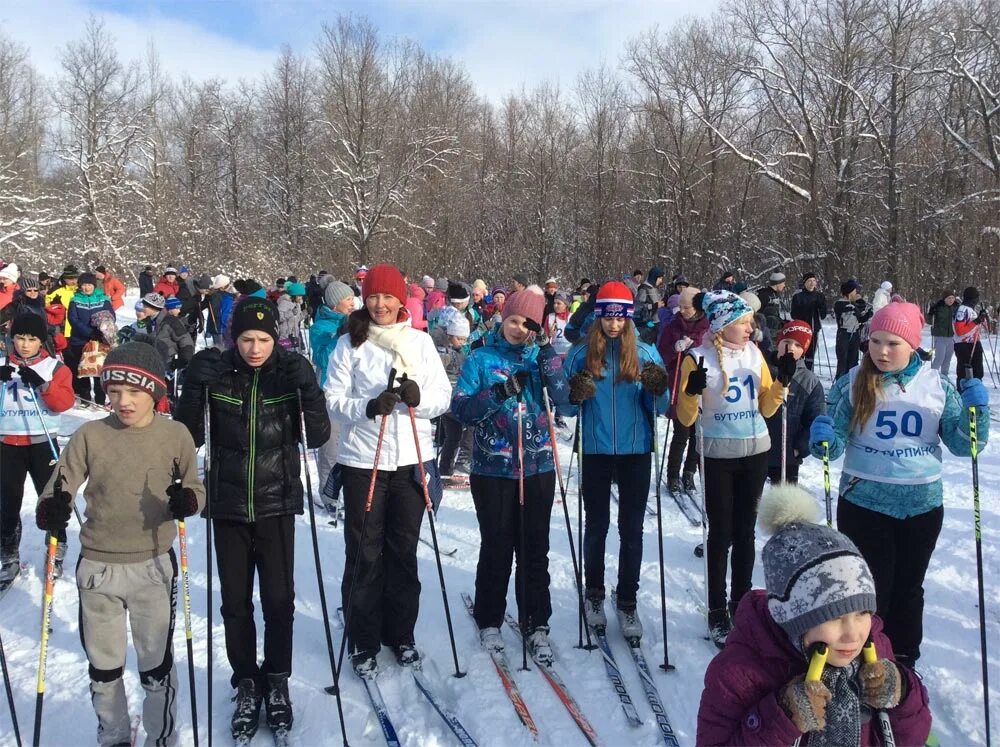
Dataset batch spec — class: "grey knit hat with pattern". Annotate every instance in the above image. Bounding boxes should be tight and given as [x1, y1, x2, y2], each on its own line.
[760, 485, 877, 646]
[323, 280, 354, 309]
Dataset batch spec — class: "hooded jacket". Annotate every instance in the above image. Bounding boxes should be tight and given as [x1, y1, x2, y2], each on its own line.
[309, 305, 347, 386]
[276, 293, 304, 341]
[102, 272, 126, 310]
[147, 309, 195, 368]
[67, 288, 114, 347]
[697, 590, 931, 746]
[153, 275, 180, 298]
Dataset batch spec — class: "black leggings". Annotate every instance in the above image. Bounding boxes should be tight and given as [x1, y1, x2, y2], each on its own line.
[954, 341, 984, 387]
[704, 451, 769, 613]
[0, 442, 65, 552]
[666, 417, 698, 479]
[837, 499, 943, 663]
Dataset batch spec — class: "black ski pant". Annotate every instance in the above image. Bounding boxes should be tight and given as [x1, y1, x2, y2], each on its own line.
[666, 417, 698, 480]
[214, 515, 295, 688]
[582, 452, 651, 608]
[437, 414, 467, 476]
[766, 462, 799, 485]
[835, 330, 861, 380]
[471, 471, 555, 632]
[704, 451, 768, 614]
[837, 499, 942, 664]
[340, 464, 425, 658]
[954, 341, 984, 387]
[0, 441, 65, 554]
[65, 344, 106, 405]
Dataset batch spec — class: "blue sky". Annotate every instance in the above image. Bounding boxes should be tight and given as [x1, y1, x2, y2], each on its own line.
[1, 0, 718, 101]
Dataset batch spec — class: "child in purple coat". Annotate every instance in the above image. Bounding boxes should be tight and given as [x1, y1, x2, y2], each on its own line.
[697, 484, 931, 746]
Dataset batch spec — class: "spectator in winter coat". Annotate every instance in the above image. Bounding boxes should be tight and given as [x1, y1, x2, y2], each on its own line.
[764, 321, 825, 485]
[0, 263, 19, 309]
[697, 485, 931, 747]
[323, 264, 450, 676]
[0, 276, 44, 332]
[790, 273, 828, 371]
[153, 267, 180, 298]
[141, 293, 195, 372]
[276, 283, 305, 350]
[206, 275, 236, 349]
[138, 265, 156, 297]
[405, 283, 427, 331]
[668, 274, 690, 298]
[471, 279, 488, 318]
[634, 267, 664, 344]
[175, 297, 330, 740]
[713, 271, 736, 292]
[66, 273, 115, 407]
[953, 286, 986, 386]
[756, 271, 790, 340]
[46, 265, 79, 338]
[927, 289, 958, 374]
[435, 314, 472, 478]
[833, 279, 872, 379]
[93, 265, 125, 310]
[872, 281, 893, 313]
[485, 287, 506, 330]
[543, 291, 573, 356]
[424, 278, 447, 316]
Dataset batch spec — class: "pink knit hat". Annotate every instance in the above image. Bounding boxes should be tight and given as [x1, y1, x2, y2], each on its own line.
[869, 301, 924, 350]
[502, 284, 546, 327]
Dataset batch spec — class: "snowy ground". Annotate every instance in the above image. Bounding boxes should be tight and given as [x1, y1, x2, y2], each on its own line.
[1, 299, 998, 746]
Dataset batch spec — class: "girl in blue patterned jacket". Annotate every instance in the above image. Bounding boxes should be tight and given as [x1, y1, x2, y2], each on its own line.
[562, 281, 670, 637]
[451, 285, 570, 664]
[809, 301, 990, 666]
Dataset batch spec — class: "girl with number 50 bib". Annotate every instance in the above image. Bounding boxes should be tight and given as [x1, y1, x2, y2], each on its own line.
[675, 291, 789, 648]
[809, 301, 990, 667]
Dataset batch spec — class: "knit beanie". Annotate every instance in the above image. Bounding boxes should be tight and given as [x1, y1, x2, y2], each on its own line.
[78, 272, 98, 287]
[286, 282, 306, 297]
[101, 340, 168, 403]
[196, 274, 213, 290]
[211, 274, 232, 290]
[134, 300, 145, 313]
[776, 320, 813, 353]
[594, 281, 634, 318]
[143, 292, 166, 310]
[701, 290, 753, 333]
[502, 284, 546, 327]
[678, 286, 698, 309]
[61, 264, 79, 280]
[362, 264, 407, 305]
[0, 263, 18, 282]
[511, 273, 529, 288]
[841, 279, 861, 296]
[165, 297, 183, 311]
[472, 279, 487, 292]
[20, 275, 39, 291]
[355, 265, 369, 281]
[448, 282, 470, 302]
[554, 290, 572, 306]
[10, 313, 47, 340]
[324, 280, 354, 309]
[231, 297, 279, 342]
[760, 485, 877, 647]
[869, 301, 924, 350]
[435, 276, 448, 292]
[802, 272, 817, 282]
[963, 286, 980, 305]
[769, 271, 786, 284]
[880, 281, 893, 292]
[490, 286, 507, 299]
[445, 314, 471, 338]
[739, 290, 761, 314]
[421, 275, 435, 290]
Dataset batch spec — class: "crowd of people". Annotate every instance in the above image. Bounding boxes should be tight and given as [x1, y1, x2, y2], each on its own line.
[0, 256, 993, 746]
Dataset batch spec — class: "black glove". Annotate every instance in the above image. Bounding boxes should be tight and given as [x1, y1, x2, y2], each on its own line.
[18, 365, 45, 388]
[491, 371, 529, 403]
[524, 318, 542, 334]
[568, 371, 597, 404]
[166, 482, 199, 520]
[396, 375, 421, 407]
[639, 362, 670, 397]
[684, 357, 708, 396]
[36, 491, 73, 533]
[0, 364, 14, 382]
[365, 390, 401, 419]
[776, 352, 797, 387]
[975, 310, 989, 324]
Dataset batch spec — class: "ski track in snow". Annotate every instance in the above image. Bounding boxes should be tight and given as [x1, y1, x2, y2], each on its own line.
[1, 300, 998, 746]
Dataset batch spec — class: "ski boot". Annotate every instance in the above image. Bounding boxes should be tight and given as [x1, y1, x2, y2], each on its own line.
[708, 608, 732, 650]
[528, 627, 554, 666]
[479, 627, 504, 653]
[351, 651, 379, 679]
[393, 643, 421, 668]
[231, 678, 263, 743]
[584, 592, 607, 630]
[667, 476, 683, 496]
[0, 552, 20, 594]
[264, 673, 293, 734]
[616, 606, 643, 640]
[682, 471, 698, 495]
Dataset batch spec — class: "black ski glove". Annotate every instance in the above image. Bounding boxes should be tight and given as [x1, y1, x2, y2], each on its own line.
[396, 375, 421, 407]
[36, 491, 72, 533]
[684, 357, 708, 396]
[776, 352, 797, 387]
[639, 362, 670, 397]
[166, 482, 199, 520]
[568, 371, 597, 404]
[18, 365, 45, 388]
[366, 390, 401, 419]
[492, 371, 529, 403]
[0, 364, 14, 382]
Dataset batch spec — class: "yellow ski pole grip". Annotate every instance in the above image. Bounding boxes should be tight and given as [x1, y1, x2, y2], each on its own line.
[862, 639, 878, 665]
[805, 642, 828, 682]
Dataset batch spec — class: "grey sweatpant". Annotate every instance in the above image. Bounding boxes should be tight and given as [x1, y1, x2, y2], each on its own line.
[77, 551, 179, 747]
[931, 335, 954, 374]
[317, 416, 342, 490]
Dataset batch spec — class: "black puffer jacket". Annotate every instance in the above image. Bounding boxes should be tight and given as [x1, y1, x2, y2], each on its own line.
[175, 345, 330, 522]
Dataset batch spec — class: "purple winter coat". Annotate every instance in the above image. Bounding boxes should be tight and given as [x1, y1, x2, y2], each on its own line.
[697, 590, 931, 746]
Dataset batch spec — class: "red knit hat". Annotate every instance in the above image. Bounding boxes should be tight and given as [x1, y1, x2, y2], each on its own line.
[502, 284, 546, 327]
[776, 320, 813, 353]
[361, 264, 407, 304]
[594, 281, 634, 318]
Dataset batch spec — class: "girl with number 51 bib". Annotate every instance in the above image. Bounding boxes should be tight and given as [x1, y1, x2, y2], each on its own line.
[809, 301, 990, 667]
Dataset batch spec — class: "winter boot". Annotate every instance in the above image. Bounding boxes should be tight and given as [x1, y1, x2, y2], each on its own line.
[52, 541, 67, 579]
[230, 678, 263, 742]
[479, 627, 504, 653]
[667, 476, 683, 496]
[0, 555, 20, 590]
[351, 651, 379, 679]
[264, 673, 293, 733]
[528, 626, 554, 666]
[584, 592, 607, 630]
[728, 597, 741, 622]
[393, 643, 421, 668]
[682, 472, 698, 495]
[708, 608, 732, 650]
[616, 606, 643, 640]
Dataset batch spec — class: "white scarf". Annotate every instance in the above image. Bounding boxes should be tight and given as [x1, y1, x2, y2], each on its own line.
[366, 319, 419, 377]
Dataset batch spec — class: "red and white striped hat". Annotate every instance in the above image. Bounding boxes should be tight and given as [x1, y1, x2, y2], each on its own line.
[594, 281, 634, 318]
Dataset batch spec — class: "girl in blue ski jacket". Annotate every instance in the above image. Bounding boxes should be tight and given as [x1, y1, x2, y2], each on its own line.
[809, 301, 990, 666]
[451, 285, 570, 663]
[561, 281, 670, 636]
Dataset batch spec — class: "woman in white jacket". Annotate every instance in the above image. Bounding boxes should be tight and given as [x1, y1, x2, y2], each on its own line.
[324, 264, 451, 676]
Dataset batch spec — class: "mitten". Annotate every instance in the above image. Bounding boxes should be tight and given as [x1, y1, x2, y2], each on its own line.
[366, 390, 401, 419]
[396, 375, 421, 407]
[491, 371, 529, 403]
[36, 492, 73, 533]
[568, 371, 597, 404]
[684, 358, 708, 396]
[779, 677, 832, 733]
[639, 362, 669, 397]
[959, 377, 989, 408]
[166, 483, 199, 520]
[809, 415, 836, 448]
[0, 364, 14, 382]
[17, 365, 46, 388]
[776, 352, 797, 387]
[861, 658, 903, 710]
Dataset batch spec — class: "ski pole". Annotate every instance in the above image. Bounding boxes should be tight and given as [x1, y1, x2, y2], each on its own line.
[541, 384, 593, 651]
[202, 390, 214, 747]
[33, 471, 65, 747]
[26, 383, 82, 526]
[693, 357, 710, 639]
[336, 369, 396, 682]
[651, 400, 674, 671]
[516, 389, 530, 672]
[171, 459, 199, 747]
[656, 351, 683, 490]
[295, 391, 349, 743]
[406, 401, 466, 678]
[0, 385, 22, 747]
[780, 401, 788, 484]
[965, 365, 991, 747]
[862, 640, 896, 747]
[822, 442, 832, 527]
[792, 642, 828, 747]
[577, 407, 586, 651]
